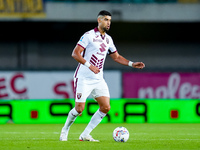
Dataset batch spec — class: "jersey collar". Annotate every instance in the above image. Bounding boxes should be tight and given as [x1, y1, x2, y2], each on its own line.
[94, 27, 106, 40]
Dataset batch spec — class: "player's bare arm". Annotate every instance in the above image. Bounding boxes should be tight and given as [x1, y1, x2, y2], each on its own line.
[110, 51, 145, 69]
[72, 45, 100, 74]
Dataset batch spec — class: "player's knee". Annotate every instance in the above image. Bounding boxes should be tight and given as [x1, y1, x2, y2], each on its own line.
[106, 106, 111, 113]
[75, 105, 85, 114]
[101, 105, 110, 114]
[75, 107, 84, 114]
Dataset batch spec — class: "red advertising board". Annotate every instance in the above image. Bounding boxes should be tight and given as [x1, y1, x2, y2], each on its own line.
[123, 73, 200, 99]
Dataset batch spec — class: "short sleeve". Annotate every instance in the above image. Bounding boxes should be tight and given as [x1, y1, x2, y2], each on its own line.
[77, 32, 90, 49]
[107, 37, 117, 55]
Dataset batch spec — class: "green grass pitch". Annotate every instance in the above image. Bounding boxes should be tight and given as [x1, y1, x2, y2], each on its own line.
[0, 123, 200, 150]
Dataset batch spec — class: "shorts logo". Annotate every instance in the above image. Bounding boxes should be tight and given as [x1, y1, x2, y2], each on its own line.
[77, 93, 82, 99]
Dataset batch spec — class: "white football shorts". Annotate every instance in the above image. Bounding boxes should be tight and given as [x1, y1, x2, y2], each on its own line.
[74, 78, 110, 102]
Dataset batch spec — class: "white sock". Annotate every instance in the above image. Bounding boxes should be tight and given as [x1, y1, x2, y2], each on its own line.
[62, 107, 79, 131]
[81, 109, 106, 136]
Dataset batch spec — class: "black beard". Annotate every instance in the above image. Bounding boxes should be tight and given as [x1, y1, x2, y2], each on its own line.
[102, 27, 109, 33]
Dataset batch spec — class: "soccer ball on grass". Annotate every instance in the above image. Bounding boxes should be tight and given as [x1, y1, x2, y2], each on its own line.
[113, 126, 129, 142]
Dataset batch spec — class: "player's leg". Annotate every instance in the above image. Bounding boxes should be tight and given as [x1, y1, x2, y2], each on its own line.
[96, 96, 111, 114]
[79, 96, 110, 142]
[60, 78, 90, 141]
[79, 80, 110, 142]
[60, 102, 84, 141]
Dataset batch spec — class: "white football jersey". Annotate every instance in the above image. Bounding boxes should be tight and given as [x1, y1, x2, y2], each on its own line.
[74, 27, 117, 80]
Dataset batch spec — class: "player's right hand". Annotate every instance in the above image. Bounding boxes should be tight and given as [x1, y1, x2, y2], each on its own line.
[89, 65, 100, 74]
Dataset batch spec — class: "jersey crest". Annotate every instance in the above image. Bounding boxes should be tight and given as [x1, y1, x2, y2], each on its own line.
[106, 38, 109, 44]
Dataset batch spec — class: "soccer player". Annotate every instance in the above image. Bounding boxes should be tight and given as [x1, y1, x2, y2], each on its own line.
[60, 10, 145, 142]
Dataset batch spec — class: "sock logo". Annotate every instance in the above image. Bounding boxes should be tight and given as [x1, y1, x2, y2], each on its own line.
[71, 113, 77, 117]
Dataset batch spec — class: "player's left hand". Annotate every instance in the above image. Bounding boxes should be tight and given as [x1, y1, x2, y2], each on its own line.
[133, 62, 145, 69]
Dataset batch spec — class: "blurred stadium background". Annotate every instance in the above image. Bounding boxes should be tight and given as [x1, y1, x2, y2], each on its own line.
[0, 0, 200, 124]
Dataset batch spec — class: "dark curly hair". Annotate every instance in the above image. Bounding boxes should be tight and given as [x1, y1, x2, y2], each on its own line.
[97, 10, 112, 17]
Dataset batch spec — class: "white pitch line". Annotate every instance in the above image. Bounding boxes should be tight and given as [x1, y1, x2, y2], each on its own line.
[0, 138, 199, 141]
[2, 132, 200, 135]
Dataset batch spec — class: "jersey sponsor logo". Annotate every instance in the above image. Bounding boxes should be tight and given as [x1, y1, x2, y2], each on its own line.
[93, 38, 103, 42]
[77, 93, 82, 99]
[99, 43, 106, 52]
[90, 54, 104, 69]
[97, 52, 105, 56]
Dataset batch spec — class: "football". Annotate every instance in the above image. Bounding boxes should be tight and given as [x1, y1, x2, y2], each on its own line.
[113, 126, 129, 142]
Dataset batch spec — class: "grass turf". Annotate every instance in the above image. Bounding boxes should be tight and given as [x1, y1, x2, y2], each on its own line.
[0, 123, 200, 150]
